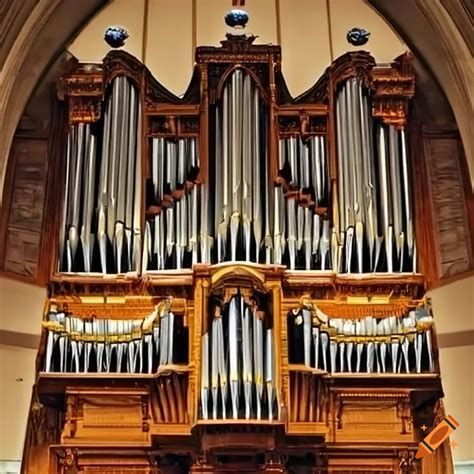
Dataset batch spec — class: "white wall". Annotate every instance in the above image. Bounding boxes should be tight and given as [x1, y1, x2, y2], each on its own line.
[0, 345, 36, 463]
[428, 276, 474, 334]
[68, 0, 406, 97]
[439, 345, 474, 463]
[0, 278, 44, 335]
[429, 276, 474, 463]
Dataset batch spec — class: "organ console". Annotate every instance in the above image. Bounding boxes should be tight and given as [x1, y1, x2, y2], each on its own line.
[19, 11, 456, 474]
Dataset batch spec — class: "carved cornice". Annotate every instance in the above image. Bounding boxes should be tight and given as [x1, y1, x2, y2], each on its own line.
[208, 263, 281, 296]
[196, 33, 281, 64]
[48, 295, 187, 319]
[48, 278, 194, 299]
[330, 51, 377, 88]
[102, 50, 145, 87]
[295, 51, 376, 105]
[58, 51, 198, 124]
[57, 48, 414, 134]
[58, 71, 103, 124]
[371, 52, 415, 128]
[295, 72, 329, 104]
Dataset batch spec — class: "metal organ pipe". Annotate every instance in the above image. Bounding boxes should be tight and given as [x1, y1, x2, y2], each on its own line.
[335, 77, 416, 273]
[276, 134, 330, 270]
[58, 70, 416, 275]
[288, 305, 435, 375]
[58, 76, 141, 275]
[200, 295, 276, 421]
[146, 137, 200, 270]
[213, 68, 267, 264]
[42, 302, 181, 374]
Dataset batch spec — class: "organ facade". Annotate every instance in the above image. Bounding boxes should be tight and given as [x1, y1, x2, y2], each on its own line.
[18, 13, 459, 474]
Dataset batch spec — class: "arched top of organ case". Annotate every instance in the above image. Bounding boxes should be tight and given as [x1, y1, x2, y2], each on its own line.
[52, 30, 425, 283]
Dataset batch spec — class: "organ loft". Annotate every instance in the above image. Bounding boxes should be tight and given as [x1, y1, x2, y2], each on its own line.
[14, 8, 463, 474]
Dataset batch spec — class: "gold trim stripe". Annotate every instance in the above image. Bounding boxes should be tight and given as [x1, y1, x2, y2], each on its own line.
[275, 0, 282, 45]
[192, 0, 197, 67]
[142, 0, 150, 64]
[326, 0, 334, 63]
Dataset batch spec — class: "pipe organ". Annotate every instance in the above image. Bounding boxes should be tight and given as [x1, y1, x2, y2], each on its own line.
[22, 17, 454, 474]
[200, 292, 276, 422]
[146, 137, 200, 270]
[59, 76, 142, 274]
[335, 78, 415, 275]
[287, 301, 435, 375]
[42, 298, 188, 374]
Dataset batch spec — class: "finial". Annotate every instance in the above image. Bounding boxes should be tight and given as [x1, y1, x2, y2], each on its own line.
[346, 27, 370, 46]
[104, 26, 129, 48]
[225, 9, 249, 30]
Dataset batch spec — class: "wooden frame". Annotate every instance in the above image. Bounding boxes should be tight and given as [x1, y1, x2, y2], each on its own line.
[18, 32, 457, 473]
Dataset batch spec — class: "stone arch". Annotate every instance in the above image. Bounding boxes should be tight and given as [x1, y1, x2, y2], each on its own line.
[1, 1, 471, 196]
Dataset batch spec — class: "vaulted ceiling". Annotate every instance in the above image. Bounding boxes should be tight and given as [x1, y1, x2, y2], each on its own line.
[0, 0, 472, 201]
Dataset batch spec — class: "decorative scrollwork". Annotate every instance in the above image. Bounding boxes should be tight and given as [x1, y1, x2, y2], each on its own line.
[57, 448, 77, 468]
[398, 449, 418, 474]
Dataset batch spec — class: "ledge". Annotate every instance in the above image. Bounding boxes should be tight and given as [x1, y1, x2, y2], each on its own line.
[37, 365, 189, 401]
[49, 267, 426, 291]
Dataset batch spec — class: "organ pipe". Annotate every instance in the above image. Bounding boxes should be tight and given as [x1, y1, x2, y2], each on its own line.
[59, 76, 141, 274]
[335, 77, 416, 274]
[58, 70, 416, 275]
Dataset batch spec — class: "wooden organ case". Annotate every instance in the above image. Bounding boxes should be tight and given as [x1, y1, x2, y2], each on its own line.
[21, 24, 454, 474]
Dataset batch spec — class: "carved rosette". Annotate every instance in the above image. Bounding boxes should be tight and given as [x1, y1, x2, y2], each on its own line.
[398, 449, 419, 474]
[57, 448, 77, 468]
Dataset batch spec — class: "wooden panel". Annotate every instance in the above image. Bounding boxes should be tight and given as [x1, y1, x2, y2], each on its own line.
[61, 389, 150, 445]
[0, 137, 48, 282]
[50, 447, 155, 474]
[423, 131, 473, 280]
[328, 470, 394, 474]
[83, 470, 151, 474]
[328, 391, 414, 444]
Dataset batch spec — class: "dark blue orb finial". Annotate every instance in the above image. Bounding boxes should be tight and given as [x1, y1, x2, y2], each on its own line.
[104, 26, 129, 48]
[225, 9, 249, 29]
[346, 27, 370, 46]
